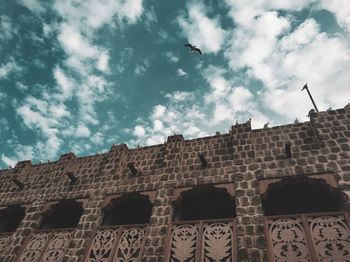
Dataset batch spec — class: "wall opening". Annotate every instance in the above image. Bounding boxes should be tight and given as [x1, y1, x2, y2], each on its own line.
[40, 199, 83, 229]
[262, 176, 343, 216]
[173, 185, 236, 221]
[285, 143, 292, 158]
[102, 193, 153, 226]
[0, 205, 25, 232]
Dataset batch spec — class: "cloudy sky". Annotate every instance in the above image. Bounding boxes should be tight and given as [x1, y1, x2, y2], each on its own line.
[1, 0, 349, 168]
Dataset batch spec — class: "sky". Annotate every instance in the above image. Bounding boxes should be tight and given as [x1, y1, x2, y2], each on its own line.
[0, 0, 349, 169]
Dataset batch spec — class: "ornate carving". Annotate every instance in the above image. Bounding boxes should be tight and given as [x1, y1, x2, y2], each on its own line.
[310, 215, 350, 261]
[169, 224, 198, 262]
[87, 229, 117, 261]
[203, 223, 232, 261]
[41, 231, 71, 261]
[19, 232, 49, 262]
[115, 227, 145, 262]
[268, 218, 310, 262]
[0, 234, 10, 255]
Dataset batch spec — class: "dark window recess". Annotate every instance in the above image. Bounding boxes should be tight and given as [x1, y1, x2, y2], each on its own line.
[0, 205, 25, 232]
[40, 199, 83, 229]
[174, 185, 236, 221]
[102, 193, 152, 226]
[262, 177, 343, 216]
[285, 143, 292, 158]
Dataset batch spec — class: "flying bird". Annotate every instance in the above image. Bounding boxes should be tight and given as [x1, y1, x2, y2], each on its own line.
[184, 43, 202, 55]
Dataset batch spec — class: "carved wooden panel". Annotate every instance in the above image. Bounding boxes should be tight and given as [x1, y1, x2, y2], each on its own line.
[87, 229, 117, 261]
[85, 226, 146, 262]
[19, 232, 50, 262]
[309, 214, 350, 261]
[268, 218, 310, 261]
[41, 231, 71, 261]
[0, 234, 11, 255]
[114, 227, 145, 261]
[202, 223, 233, 261]
[167, 220, 236, 262]
[169, 224, 198, 262]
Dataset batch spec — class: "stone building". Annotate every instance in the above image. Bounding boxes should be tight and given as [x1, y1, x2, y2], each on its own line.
[0, 104, 350, 262]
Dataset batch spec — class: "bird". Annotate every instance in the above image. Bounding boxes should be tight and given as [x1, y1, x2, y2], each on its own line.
[307, 109, 316, 117]
[263, 123, 270, 129]
[184, 43, 202, 55]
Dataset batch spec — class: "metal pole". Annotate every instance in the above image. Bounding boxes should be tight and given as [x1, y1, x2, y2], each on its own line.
[301, 84, 319, 112]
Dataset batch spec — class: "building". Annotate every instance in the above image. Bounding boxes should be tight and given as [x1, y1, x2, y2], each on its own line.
[0, 104, 350, 262]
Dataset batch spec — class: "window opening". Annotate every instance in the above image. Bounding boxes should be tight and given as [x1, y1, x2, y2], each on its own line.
[40, 199, 83, 229]
[102, 193, 152, 226]
[285, 143, 292, 158]
[262, 177, 343, 216]
[173, 185, 236, 221]
[0, 205, 25, 232]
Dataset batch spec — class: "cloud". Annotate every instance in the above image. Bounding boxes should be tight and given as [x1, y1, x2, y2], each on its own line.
[0, 58, 22, 79]
[320, 0, 350, 34]
[17, 0, 45, 13]
[133, 125, 146, 137]
[164, 51, 179, 63]
[177, 2, 227, 54]
[165, 91, 194, 102]
[75, 125, 91, 137]
[177, 68, 187, 76]
[1, 154, 16, 168]
[0, 16, 17, 41]
[1, 144, 35, 168]
[129, 64, 270, 147]
[134, 59, 149, 75]
[223, 1, 350, 122]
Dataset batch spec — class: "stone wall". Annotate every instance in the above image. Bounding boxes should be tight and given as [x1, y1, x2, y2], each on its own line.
[0, 104, 349, 261]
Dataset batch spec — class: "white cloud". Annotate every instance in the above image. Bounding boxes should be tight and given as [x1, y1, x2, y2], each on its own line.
[177, 68, 187, 76]
[177, 2, 227, 54]
[0, 16, 17, 41]
[75, 125, 91, 137]
[1, 155, 16, 168]
[133, 125, 146, 137]
[320, 0, 350, 34]
[134, 59, 149, 75]
[129, 64, 269, 147]
[18, 0, 45, 13]
[165, 91, 194, 102]
[97, 52, 110, 72]
[223, 0, 350, 122]
[91, 132, 104, 145]
[53, 67, 74, 100]
[0, 58, 22, 79]
[164, 51, 179, 63]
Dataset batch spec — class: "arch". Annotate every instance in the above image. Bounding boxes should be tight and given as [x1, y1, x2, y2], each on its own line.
[102, 192, 153, 226]
[40, 199, 83, 229]
[0, 204, 25, 232]
[261, 176, 343, 216]
[173, 184, 236, 221]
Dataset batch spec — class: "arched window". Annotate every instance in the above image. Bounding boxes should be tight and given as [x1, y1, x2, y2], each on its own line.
[173, 185, 236, 221]
[102, 192, 153, 226]
[17, 199, 83, 261]
[40, 199, 83, 229]
[261, 176, 343, 216]
[167, 184, 237, 261]
[262, 176, 350, 262]
[0, 204, 25, 233]
[85, 193, 153, 261]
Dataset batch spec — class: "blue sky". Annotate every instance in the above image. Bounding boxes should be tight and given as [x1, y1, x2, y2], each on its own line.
[1, 0, 350, 168]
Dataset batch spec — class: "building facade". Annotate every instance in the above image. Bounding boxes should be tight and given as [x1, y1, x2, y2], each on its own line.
[0, 104, 350, 262]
